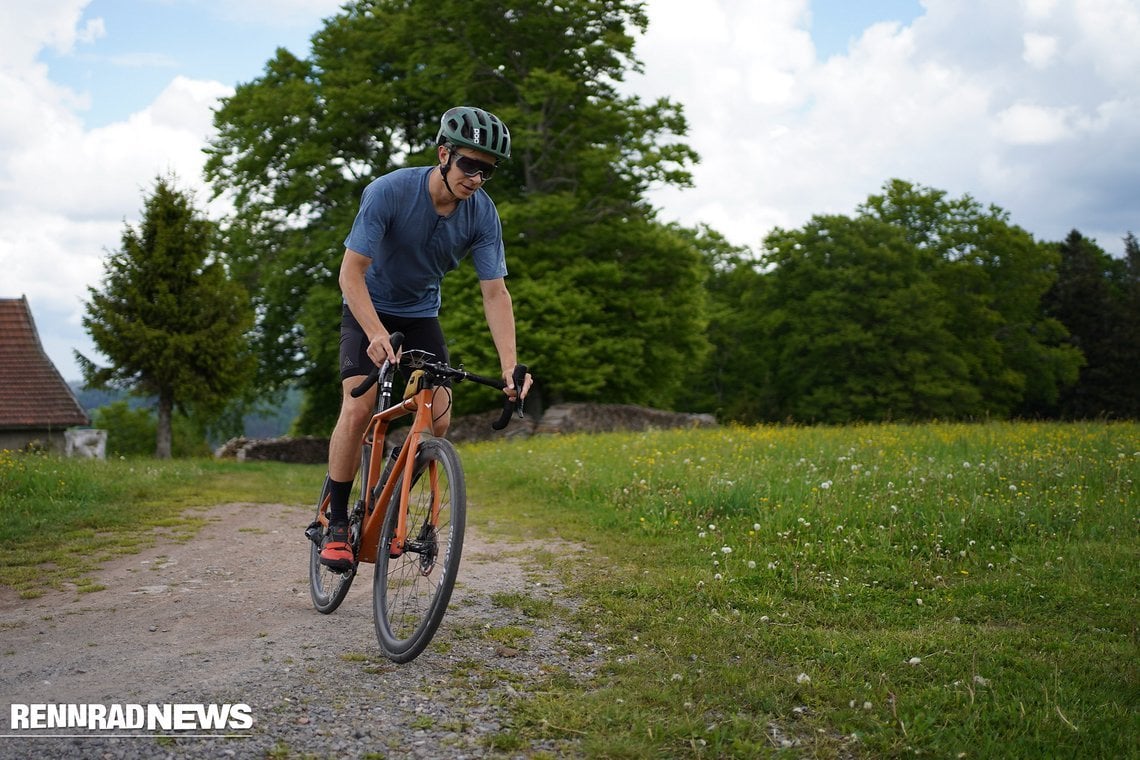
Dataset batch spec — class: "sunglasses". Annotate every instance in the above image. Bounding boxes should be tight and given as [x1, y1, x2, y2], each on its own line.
[452, 153, 497, 181]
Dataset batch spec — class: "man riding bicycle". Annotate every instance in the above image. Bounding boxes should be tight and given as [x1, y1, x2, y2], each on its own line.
[321, 106, 533, 571]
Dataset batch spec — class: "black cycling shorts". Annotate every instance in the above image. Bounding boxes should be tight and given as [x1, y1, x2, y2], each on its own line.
[339, 305, 450, 382]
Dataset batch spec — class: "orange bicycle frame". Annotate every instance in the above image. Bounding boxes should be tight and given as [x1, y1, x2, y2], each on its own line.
[354, 376, 442, 564]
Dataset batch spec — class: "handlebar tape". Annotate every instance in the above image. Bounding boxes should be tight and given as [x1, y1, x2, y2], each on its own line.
[491, 364, 528, 431]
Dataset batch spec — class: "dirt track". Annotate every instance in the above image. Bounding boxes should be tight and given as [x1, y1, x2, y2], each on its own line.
[0, 501, 600, 758]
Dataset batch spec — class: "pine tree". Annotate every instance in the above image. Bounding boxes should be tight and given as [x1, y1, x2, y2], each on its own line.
[78, 176, 255, 458]
[1043, 230, 1138, 418]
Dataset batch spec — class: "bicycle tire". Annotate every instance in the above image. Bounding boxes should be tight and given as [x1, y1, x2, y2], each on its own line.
[373, 437, 466, 662]
[309, 474, 358, 614]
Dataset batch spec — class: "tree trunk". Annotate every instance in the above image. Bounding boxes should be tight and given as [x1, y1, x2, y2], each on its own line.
[155, 392, 174, 459]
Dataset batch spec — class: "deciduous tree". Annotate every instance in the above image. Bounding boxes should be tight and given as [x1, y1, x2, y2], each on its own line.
[205, 0, 705, 431]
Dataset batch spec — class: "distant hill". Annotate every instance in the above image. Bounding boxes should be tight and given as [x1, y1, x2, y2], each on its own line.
[69, 383, 300, 439]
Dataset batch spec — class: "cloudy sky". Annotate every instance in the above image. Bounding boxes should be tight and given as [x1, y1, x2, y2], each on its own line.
[2, 0, 1137, 381]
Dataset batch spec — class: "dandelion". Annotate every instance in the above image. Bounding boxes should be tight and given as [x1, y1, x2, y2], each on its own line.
[714, 573, 723, 581]
[916, 598, 923, 606]
[907, 657, 922, 666]
[721, 546, 733, 554]
[698, 531, 707, 539]
[797, 673, 811, 684]
[863, 701, 873, 710]
[671, 673, 683, 681]
[747, 561, 757, 569]
[709, 523, 717, 530]
[820, 480, 832, 490]
[753, 523, 761, 531]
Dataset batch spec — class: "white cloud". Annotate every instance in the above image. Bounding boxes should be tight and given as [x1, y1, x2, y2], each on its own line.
[75, 16, 106, 45]
[4, 75, 231, 218]
[1022, 32, 1058, 68]
[1, 63, 231, 376]
[1020, 0, 1060, 22]
[628, 0, 1138, 255]
[1072, 0, 1140, 78]
[994, 102, 1074, 145]
[0, 0, 92, 66]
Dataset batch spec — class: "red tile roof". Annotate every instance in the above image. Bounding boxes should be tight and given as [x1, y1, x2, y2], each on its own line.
[0, 296, 90, 428]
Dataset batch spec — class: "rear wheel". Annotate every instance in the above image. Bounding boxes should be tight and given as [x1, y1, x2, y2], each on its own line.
[308, 475, 358, 614]
[373, 437, 466, 662]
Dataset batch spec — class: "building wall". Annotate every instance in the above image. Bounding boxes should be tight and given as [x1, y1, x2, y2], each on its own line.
[0, 428, 70, 453]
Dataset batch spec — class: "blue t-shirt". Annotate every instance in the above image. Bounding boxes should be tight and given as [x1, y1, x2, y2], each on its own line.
[343, 166, 507, 317]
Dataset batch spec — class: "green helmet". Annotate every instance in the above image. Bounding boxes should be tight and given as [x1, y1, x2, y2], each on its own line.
[436, 106, 511, 161]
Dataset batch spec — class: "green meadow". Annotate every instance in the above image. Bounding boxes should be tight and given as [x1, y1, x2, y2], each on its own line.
[2, 421, 1136, 757]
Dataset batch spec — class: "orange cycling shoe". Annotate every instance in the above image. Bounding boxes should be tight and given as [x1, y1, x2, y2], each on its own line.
[319, 522, 354, 571]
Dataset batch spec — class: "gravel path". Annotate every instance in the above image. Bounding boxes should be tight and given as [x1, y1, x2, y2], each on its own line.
[0, 501, 603, 758]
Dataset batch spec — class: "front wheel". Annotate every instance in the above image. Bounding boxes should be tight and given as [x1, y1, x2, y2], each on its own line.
[373, 437, 466, 662]
[308, 475, 357, 614]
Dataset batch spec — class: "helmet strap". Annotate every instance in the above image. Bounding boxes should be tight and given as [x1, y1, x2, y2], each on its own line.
[439, 145, 459, 199]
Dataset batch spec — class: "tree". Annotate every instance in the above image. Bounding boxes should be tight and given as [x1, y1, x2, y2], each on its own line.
[859, 180, 1081, 417]
[675, 226, 767, 419]
[78, 176, 254, 458]
[698, 180, 1085, 424]
[92, 401, 212, 458]
[751, 215, 974, 422]
[1043, 230, 1140, 418]
[205, 0, 704, 432]
[1122, 233, 1140, 418]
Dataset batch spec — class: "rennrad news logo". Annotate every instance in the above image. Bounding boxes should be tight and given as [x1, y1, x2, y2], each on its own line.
[7, 703, 253, 733]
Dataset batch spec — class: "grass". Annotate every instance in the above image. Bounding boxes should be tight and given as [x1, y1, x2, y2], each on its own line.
[0, 452, 323, 596]
[1, 421, 1136, 757]
[459, 421, 1138, 758]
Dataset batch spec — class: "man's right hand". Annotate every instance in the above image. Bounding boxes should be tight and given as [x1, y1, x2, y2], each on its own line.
[367, 333, 399, 367]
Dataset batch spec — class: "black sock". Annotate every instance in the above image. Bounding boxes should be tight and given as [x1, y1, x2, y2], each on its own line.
[328, 479, 353, 524]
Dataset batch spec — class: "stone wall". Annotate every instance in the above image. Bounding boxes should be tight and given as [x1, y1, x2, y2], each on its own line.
[534, 403, 716, 435]
[216, 435, 331, 464]
[216, 404, 717, 463]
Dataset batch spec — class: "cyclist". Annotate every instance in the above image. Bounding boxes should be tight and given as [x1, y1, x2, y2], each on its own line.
[321, 106, 532, 571]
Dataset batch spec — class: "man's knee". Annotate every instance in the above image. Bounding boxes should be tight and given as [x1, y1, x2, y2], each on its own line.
[338, 381, 375, 425]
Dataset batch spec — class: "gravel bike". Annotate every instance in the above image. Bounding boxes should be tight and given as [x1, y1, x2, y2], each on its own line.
[306, 332, 527, 662]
